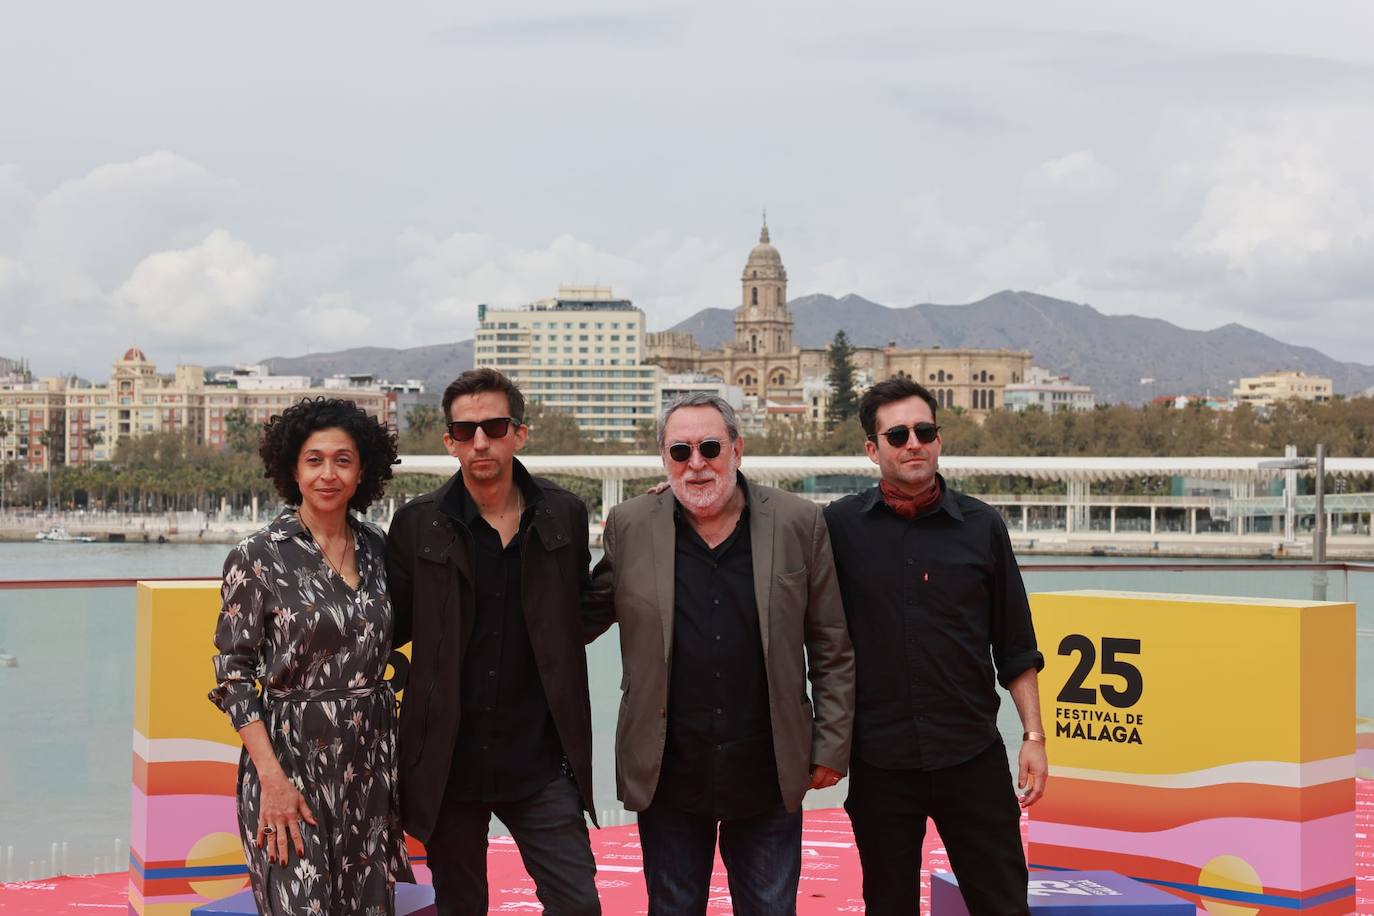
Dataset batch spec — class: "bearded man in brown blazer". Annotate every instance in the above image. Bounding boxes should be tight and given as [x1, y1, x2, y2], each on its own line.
[585, 392, 854, 916]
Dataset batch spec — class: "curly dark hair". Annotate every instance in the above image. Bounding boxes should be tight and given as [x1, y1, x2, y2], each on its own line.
[258, 397, 398, 511]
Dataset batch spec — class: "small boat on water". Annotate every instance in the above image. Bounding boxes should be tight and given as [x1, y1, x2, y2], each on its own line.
[35, 526, 96, 543]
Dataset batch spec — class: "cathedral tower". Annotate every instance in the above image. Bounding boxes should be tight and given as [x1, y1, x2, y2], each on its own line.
[730, 216, 797, 400]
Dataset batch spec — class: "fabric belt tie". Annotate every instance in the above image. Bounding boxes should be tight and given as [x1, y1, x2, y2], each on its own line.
[267, 683, 388, 703]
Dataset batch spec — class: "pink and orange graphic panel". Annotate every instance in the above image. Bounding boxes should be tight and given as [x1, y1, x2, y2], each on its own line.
[129, 581, 419, 915]
[1029, 590, 1356, 915]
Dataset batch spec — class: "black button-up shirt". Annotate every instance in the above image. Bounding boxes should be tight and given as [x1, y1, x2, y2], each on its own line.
[441, 472, 563, 802]
[657, 477, 781, 818]
[823, 476, 1043, 771]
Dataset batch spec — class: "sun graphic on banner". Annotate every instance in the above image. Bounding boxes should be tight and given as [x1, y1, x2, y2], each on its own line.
[1197, 854, 1262, 916]
[185, 831, 249, 899]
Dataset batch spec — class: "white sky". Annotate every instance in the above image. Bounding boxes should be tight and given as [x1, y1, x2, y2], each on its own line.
[3, 0, 1374, 377]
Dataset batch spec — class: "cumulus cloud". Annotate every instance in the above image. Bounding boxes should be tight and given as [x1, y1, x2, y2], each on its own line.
[827, 193, 1066, 305]
[0, 255, 27, 291]
[113, 230, 276, 339]
[1173, 115, 1374, 288]
[0, 153, 267, 371]
[291, 293, 378, 352]
[24, 151, 236, 301]
[1079, 106, 1374, 337]
[397, 228, 741, 340]
[1026, 150, 1115, 193]
[974, 221, 1056, 289]
[0, 164, 34, 252]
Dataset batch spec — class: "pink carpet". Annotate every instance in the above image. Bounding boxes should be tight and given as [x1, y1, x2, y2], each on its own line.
[3, 782, 1371, 913]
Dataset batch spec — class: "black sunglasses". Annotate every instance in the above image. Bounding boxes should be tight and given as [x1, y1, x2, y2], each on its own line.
[868, 423, 940, 448]
[667, 439, 725, 463]
[446, 417, 519, 442]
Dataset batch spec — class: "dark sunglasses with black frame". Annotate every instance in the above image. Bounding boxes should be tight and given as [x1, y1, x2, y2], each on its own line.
[666, 439, 725, 463]
[446, 416, 521, 442]
[868, 422, 941, 448]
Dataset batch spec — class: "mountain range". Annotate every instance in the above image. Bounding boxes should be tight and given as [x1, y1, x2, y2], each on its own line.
[252, 341, 474, 395]
[243, 291, 1374, 404]
[667, 290, 1374, 403]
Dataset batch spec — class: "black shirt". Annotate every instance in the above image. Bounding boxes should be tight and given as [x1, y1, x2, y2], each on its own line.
[441, 470, 563, 802]
[657, 477, 781, 818]
[823, 476, 1043, 771]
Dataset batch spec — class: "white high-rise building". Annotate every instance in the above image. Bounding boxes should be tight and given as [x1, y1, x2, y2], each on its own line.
[1003, 366, 1095, 413]
[473, 285, 660, 441]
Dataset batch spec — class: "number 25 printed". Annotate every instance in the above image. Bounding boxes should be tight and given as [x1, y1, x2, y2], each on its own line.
[1056, 635, 1143, 708]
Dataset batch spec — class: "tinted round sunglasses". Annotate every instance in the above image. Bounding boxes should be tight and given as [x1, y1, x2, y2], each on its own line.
[868, 422, 941, 448]
[446, 417, 520, 441]
[666, 439, 725, 462]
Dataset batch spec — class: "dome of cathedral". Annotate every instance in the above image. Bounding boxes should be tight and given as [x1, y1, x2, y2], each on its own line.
[742, 219, 787, 279]
[748, 229, 781, 266]
[122, 346, 149, 362]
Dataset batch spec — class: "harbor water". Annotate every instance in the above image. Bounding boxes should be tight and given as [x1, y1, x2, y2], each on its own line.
[1, 541, 1369, 882]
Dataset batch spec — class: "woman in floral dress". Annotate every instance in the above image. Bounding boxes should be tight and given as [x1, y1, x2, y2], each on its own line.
[210, 397, 413, 914]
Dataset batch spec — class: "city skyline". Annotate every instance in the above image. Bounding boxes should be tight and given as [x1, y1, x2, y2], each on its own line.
[4, 2, 1374, 378]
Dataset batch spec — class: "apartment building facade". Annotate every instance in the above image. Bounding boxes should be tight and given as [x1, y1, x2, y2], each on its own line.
[0, 348, 393, 472]
[1003, 366, 1096, 413]
[474, 286, 659, 441]
[1232, 370, 1334, 409]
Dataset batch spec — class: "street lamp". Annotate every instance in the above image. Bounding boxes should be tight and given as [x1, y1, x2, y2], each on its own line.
[1258, 444, 1327, 600]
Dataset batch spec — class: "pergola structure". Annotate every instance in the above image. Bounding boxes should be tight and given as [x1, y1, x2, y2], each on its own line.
[393, 454, 1374, 539]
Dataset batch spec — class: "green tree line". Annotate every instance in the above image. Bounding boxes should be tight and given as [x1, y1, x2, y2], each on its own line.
[755, 398, 1374, 459]
[4, 397, 1369, 512]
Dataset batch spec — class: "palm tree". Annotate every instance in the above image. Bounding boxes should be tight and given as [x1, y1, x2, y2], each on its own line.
[406, 404, 442, 438]
[0, 414, 11, 515]
[224, 408, 257, 454]
[83, 427, 104, 466]
[37, 428, 60, 514]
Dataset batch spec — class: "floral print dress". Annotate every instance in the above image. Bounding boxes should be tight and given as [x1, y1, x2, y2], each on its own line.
[210, 509, 413, 915]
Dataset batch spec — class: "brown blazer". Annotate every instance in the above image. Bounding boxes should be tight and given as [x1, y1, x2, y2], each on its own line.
[585, 480, 854, 813]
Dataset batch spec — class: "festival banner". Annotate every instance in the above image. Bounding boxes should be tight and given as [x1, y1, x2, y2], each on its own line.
[129, 581, 419, 915]
[1028, 590, 1355, 915]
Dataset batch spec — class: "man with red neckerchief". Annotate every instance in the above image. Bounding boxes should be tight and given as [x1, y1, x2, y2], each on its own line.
[823, 376, 1047, 916]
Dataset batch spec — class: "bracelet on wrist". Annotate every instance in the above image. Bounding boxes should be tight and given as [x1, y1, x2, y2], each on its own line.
[1023, 731, 1046, 743]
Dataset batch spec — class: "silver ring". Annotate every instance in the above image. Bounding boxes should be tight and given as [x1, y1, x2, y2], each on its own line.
[262, 826, 276, 835]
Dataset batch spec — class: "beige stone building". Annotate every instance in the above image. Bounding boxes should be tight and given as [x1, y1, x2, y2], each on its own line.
[0, 379, 67, 473]
[0, 348, 391, 472]
[692, 222, 803, 403]
[645, 221, 1032, 417]
[1232, 370, 1333, 409]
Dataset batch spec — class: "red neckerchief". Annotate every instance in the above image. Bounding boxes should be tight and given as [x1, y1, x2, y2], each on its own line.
[880, 478, 942, 519]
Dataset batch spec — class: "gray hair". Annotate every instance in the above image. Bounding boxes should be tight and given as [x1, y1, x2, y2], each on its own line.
[657, 392, 741, 449]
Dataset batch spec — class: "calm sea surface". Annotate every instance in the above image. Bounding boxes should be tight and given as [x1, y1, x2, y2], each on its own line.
[1, 542, 1369, 880]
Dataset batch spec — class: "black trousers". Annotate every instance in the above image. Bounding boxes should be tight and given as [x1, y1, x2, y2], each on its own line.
[424, 773, 600, 916]
[844, 741, 1028, 916]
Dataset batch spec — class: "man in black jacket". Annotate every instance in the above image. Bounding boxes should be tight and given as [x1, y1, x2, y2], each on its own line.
[387, 369, 599, 916]
[823, 377, 1047, 916]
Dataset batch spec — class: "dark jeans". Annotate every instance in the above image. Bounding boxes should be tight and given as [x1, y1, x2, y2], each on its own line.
[425, 773, 600, 916]
[637, 799, 802, 916]
[844, 741, 1028, 916]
